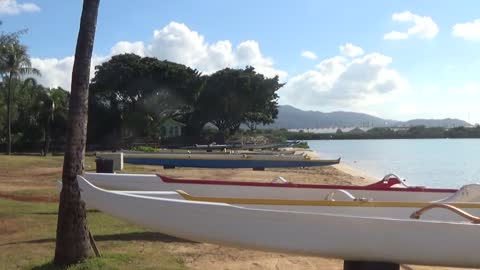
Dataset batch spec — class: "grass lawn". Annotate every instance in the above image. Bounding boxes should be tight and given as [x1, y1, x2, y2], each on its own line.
[0, 154, 188, 270]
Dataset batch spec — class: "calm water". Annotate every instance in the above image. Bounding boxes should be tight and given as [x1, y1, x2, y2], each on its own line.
[308, 139, 480, 188]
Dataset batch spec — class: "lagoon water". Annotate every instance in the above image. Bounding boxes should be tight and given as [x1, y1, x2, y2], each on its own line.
[308, 139, 480, 188]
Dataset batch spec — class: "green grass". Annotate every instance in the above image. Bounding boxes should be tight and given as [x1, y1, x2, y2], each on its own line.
[0, 197, 58, 216]
[0, 155, 64, 169]
[30, 254, 133, 270]
[0, 155, 188, 270]
[0, 155, 97, 172]
[0, 198, 187, 270]
[28, 253, 186, 270]
[11, 188, 60, 198]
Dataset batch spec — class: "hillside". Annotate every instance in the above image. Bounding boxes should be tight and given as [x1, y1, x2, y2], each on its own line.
[267, 105, 469, 129]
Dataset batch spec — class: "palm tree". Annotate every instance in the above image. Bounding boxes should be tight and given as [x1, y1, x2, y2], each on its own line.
[54, 0, 100, 266]
[0, 41, 40, 154]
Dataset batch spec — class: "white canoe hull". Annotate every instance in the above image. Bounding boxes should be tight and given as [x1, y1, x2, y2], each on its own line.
[78, 176, 480, 268]
[115, 190, 480, 223]
[83, 172, 454, 202]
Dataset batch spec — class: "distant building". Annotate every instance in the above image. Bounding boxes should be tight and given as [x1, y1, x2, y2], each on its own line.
[288, 127, 369, 134]
[160, 119, 186, 138]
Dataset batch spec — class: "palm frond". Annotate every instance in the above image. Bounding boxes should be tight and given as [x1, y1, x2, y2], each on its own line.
[18, 67, 41, 76]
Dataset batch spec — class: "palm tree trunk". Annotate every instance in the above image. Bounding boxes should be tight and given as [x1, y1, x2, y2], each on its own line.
[6, 73, 12, 155]
[54, 0, 100, 266]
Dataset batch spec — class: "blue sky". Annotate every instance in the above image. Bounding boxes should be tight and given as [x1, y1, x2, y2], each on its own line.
[2, 0, 480, 123]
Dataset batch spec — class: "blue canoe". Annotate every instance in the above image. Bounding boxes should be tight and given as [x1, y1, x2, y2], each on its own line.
[123, 153, 340, 169]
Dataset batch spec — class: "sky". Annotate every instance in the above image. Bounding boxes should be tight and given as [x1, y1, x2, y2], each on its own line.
[2, 0, 480, 123]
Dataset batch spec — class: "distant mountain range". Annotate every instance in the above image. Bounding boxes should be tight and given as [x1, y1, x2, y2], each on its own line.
[266, 105, 470, 129]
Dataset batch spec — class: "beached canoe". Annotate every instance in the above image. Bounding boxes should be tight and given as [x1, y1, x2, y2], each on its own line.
[171, 184, 480, 222]
[83, 172, 456, 202]
[121, 149, 299, 155]
[92, 181, 480, 222]
[123, 152, 340, 169]
[78, 176, 480, 268]
[180, 141, 301, 150]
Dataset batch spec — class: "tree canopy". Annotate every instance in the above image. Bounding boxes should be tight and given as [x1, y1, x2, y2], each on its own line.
[88, 53, 204, 144]
[196, 66, 282, 138]
[88, 54, 283, 145]
[0, 23, 44, 153]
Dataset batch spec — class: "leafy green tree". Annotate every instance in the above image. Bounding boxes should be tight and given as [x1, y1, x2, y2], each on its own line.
[10, 83, 69, 153]
[196, 66, 282, 140]
[0, 37, 40, 154]
[47, 87, 70, 150]
[88, 54, 203, 144]
[10, 78, 42, 147]
[32, 87, 69, 155]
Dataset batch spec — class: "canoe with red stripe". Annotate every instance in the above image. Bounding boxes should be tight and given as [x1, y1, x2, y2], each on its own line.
[83, 172, 457, 202]
[77, 175, 480, 268]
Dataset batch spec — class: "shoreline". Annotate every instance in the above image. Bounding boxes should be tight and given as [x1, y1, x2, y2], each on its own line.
[332, 163, 378, 183]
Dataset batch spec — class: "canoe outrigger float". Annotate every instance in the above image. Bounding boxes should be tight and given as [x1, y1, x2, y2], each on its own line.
[78, 176, 480, 268]
[83, 172, 456, 202]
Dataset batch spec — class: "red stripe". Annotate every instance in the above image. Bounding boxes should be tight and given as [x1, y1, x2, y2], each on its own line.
[156, 174, 456, 193]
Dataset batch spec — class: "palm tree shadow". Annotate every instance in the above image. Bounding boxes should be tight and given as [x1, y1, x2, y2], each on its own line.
[0, 231, 194, 246]
[95, 231, 195, 243]
[32, 209, 99, 215]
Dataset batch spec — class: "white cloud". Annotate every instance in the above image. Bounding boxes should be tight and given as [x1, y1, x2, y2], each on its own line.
[384, 11, 439, 40]
[31, 21, 287, 90]
[111, 41, 145, 56]
[148, 22, 209, 68]
[452, 19, 480, 40]
[31, 56, 107, 90]
[279, 51, 409, 111]
[339, 43, 364, 57]
[235, 40, 287, 79]
[301, 51, 317, 60]
[383, 31, 409, 40]
[31, 57, 74, 90]
[0, 0, 40, 15]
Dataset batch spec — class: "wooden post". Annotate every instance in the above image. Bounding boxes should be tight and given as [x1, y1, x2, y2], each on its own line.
[344, 261, 399, 270]
[88, 230, 101, 257]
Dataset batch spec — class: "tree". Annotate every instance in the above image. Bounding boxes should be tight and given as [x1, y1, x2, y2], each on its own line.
[0, 38, 40, 154]
[36, 88, 55, 155]
[46, 87, 70, 152]
[196, 67, 283, 140]
[88, 54, 203, 145]
[54, 0, 100, 266]
[9, 83, 69, 153]
[11, 78, 43, 148]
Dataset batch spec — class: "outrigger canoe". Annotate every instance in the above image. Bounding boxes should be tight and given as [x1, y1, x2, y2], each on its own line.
[92, 182, 480, 222]
[78, 176, 480, 268]
[123, 152, 340, 169]
[83, 172, 456, 202]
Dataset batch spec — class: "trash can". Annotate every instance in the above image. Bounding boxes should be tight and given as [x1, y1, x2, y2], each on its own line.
[95, 158, 114, 173]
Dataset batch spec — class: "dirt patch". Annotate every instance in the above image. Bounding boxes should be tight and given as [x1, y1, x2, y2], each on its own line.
[167, 242, 476, 270]
[141, 166, 372, 186]
[0, 167, 61, 180]
[0, 218, 21, 235]
[170, 243, 341, 270]
[0, 192, 58, 203]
